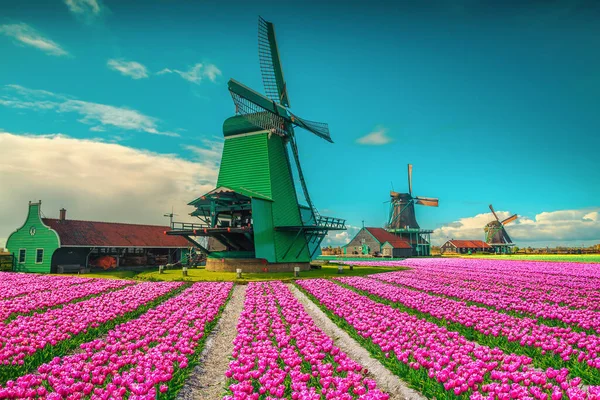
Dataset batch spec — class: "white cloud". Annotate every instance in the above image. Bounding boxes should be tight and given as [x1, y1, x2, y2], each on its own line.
[0, 132, 220, 249]
[0, 23, 68, 56]
[432, 208, 600, 247]
[0, 84, 179, 137]
[158, 63, 222, 84]
[64, 0, 105, 23]
[324, 225, 361, 247]
[107, 59, 149, 80]
[183, 138, 224, 165]
[356, 126, 392, 145]
[64, 0, 101, 14]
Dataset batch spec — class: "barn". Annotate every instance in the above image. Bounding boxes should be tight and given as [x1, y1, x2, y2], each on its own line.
[440, 239, 494, 254]
[6, 201, 190, 273]
[342, 227, 412, 258]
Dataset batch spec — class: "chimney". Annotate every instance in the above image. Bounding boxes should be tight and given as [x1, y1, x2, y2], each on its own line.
[59, 208, 67, 221]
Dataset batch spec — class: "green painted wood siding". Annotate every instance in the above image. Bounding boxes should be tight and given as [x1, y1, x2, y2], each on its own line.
[216, 131, 309, 263]
[251, 198, 276, 262]
[217, 133, 272, 199]
[6, 203, 60, 273]
[267, 135, 309, 262]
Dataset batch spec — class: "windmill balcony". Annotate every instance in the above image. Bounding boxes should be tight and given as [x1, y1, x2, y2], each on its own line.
[170, 221, 209, 231]
[317, 216, 346, 230]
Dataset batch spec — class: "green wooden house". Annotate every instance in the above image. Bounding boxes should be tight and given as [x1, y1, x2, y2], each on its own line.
[6, 201, 190, 273]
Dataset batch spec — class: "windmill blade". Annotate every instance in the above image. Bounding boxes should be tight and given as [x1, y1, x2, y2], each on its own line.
[489, 204, 500, 221]
[408, 164, 413, 196]
[287, 129, 319, 222]
[289, 112, 332, 143]
[258, 17, 290, 107]
[501, 214, 518, 225]
[229, 79, 289, 137]
[502, 227, 513, 244]
[415, 197, 439, 207]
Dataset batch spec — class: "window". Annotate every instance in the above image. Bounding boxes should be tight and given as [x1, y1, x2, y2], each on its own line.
[18, 249, 26, 263]
[36, 249, 44, 264]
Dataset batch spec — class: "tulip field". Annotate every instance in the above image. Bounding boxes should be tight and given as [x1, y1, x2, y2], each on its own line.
[1, 257, 600, 399]
[224, 281, 388, 400]
[0, 281, 232, 399]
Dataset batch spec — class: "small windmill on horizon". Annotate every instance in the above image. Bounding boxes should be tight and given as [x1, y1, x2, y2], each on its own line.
[484, 204, 518, 254]
[385, 164, 438, 256]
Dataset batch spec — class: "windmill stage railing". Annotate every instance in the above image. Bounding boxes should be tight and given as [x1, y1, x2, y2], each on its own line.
[316, 215, 346, 230]
[170, 221, 210, 231]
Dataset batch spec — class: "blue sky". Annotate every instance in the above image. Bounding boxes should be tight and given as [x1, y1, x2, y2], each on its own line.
[1, 0, 598, 247]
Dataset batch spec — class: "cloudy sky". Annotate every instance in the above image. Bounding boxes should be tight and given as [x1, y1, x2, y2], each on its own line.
[1, 0, 599, 249]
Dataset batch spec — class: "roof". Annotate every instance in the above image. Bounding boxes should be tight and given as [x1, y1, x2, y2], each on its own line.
[381, 239, 413, 249]
[365, 227, 403, 244]
[188, 186, 272, 207]
[222, 115, 264, 137]
[445, 240, 492, 249]
[42, 218, 190, 248]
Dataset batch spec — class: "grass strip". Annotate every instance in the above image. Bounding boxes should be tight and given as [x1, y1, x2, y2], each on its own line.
[0, 283, 190, 385]
[336, 280, 600, 386]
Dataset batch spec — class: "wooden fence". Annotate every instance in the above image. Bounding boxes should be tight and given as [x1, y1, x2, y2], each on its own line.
[0, 253, 14, 272]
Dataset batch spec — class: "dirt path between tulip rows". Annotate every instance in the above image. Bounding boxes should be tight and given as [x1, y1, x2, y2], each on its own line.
[177, 284, 246, 400]
[288, 283, 426, 400]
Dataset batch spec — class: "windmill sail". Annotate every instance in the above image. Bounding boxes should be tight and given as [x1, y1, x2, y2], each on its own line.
[229, 80, 332, 143]
[502, 227, 513, 244]
[501, 214, 518, 225]
[258, 17, 290, 107]
[489, 204, 500, 221]
[408, 164, 413, 195]
[415, 197, 439, 207]
[289, 112, 332, 142]
[229, 80, 288, 137]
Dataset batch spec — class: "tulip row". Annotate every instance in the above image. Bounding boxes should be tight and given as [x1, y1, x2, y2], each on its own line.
[339, 276, 600, 384]
[0, 273, 92, 301]
[0, 281, 183, 384]
[297, 279, 600, 400]
[224, 281, 389, 400]
[0, 281, 232, 399]
[395, 259, 600, 310]
[347, 258, 600, 280]
[372, 269, 600, 334]
[340, 259, 599, 296]
[0, 278, 133, 322]
[380, 265, 600, 312]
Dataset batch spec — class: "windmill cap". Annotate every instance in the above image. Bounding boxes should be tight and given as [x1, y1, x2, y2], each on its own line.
[223, 115, 265, 137]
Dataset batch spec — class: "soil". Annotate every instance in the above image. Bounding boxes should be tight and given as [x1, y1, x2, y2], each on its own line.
[288, 283, 426, 400]
[177, 285, 246, 400]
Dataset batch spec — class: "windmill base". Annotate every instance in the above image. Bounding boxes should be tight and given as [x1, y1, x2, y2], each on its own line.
[206, 258, 310, 273]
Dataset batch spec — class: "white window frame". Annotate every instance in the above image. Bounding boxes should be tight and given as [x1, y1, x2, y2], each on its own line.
[18, 249, 26, 264]
[35, 248, 44, 264]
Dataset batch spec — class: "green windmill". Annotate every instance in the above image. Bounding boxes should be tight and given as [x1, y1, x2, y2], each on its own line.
[168, 17, 345, 269]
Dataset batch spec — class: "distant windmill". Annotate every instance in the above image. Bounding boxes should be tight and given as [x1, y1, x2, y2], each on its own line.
[484, 204, 518, 250]
[387, 164, 439, 230]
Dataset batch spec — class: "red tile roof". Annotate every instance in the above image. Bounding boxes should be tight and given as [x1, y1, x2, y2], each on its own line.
[43, 218, 190, 248]
[382, 239, 413, 249]
[447, 240, 492, 249]
[365, 228, 412, 248]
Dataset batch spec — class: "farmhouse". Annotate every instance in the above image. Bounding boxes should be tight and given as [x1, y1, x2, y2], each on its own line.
[6, 201, 190, 273]
[440, 239, 493, 254]
[343, 227, 412, 258]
